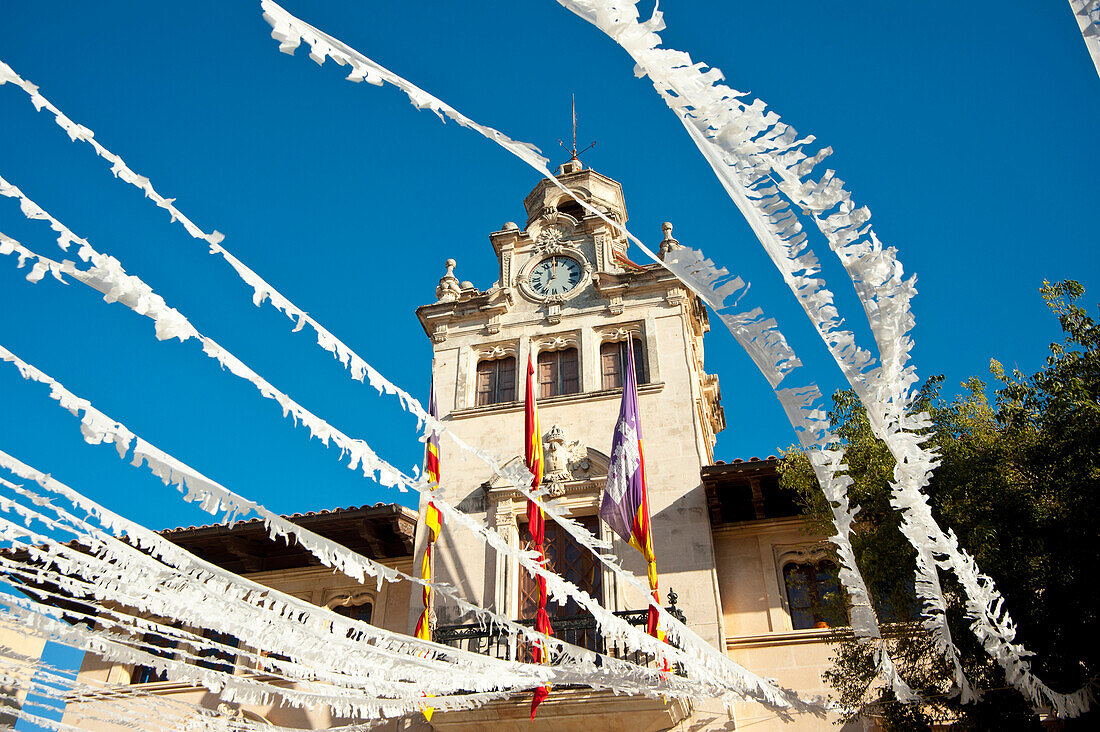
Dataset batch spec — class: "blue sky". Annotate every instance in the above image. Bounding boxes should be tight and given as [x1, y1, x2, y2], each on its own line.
[1, 0, 1097, 540]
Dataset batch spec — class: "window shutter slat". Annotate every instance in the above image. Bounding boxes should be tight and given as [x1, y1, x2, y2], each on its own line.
[560, 348, 579, 394]
[497, 357, 516, 402]
[601, 342, 621, 390]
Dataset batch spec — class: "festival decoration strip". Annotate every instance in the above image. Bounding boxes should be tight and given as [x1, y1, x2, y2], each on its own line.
[0, 455, 535, 696]
[0, 343, 747, 713]
[0, 450, 718, 719]
[523, 354, 552, 719]
[0, 55, 534, 500]
[558, 0, 1092, 716]
[0, 166, 813, 712]
[1069, 0, 1100, 78]
[555, 0, 960, 704]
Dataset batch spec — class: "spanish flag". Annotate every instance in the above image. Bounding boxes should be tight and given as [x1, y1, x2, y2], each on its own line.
[524, 354, 553, 719]
[416, 383, 443, 720]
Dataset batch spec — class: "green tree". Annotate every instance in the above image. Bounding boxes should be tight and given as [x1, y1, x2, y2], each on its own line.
[779, 281, 1099, 729]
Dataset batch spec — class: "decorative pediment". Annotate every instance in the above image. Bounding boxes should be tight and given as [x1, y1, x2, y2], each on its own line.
[484, 455, 529, 492]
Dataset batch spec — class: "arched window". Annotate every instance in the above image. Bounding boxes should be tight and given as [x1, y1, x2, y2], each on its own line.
[537, 348, 579, 398]
[600, 339, 647, 390]
[330, 598, 375, 640]
[783, 560, 846, 630]
[476, 356, 516, 406]
[331, 599, 374, 625]
[556, 198, 585, 221]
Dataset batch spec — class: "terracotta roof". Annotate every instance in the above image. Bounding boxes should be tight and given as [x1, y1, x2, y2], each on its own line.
[701, 455, 800, 526]
[158, 502, 419, 574]
[160, 502, 416, 534]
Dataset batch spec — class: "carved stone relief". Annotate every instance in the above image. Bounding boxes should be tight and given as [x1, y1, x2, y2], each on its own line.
[543, 423, 589, 496]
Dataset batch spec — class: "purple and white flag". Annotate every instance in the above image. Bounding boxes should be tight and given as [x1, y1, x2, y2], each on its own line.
[600, 343, 649, 552]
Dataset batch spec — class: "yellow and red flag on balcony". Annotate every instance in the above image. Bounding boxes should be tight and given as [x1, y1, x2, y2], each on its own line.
[524, 353, 553, 719]
[600, 342, 667, 652]
[415, 384, 442, 644]
[416, 383, 443, 721]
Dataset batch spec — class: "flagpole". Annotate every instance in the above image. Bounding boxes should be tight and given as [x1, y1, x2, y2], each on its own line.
[415, 373, 442, 721]
[524, 353, 553, 718]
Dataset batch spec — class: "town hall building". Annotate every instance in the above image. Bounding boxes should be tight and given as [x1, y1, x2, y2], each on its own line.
[55, 159, 849, 731]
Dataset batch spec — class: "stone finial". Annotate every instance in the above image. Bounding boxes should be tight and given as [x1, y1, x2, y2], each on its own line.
[502, 221, 519, 231]
[659, 221, 681, 260]
[435, 258, 461, 302]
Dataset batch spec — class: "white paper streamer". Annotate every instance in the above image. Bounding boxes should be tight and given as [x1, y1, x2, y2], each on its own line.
[558, 0, 1091, 715]
[1069, 0, 1100, 79]
[0, 343, 684, 693]
[0, 170, 815, 711]
[0, 452, 715, 718]
[0, 55, 535, 507]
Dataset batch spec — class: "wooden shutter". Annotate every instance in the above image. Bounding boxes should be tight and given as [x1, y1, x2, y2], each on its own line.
[537, 349, 579, 397]
[601, 339, 645, 389]
[476, 360, 496, 406]
[600, 342, 622, 390]
[631, 338, 647, 384]
[537, 351, 556, 398]
[496, 357, 516, 402]
[476, 357, 516, 405]
[559, 348, 579, 394]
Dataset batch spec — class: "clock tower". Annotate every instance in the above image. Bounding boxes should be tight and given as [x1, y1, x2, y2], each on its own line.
[412, 159, 727, 666]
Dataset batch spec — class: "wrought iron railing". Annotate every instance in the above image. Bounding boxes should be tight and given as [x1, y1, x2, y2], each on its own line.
[435, 588, 687, 669]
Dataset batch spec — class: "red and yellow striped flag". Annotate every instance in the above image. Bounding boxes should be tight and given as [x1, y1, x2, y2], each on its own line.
[524, 354, 553, 719]
[415, 383, 443, 720]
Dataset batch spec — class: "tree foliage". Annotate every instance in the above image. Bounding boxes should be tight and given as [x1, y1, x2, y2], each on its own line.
[779, 281, 1099, 729]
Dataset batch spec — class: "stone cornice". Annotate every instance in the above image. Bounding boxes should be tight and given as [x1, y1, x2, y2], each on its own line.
[592, 267, 679, 296]
[725, 627, 846, 650]
[486, 478, 605, 505]
[711, 516, 811, 537]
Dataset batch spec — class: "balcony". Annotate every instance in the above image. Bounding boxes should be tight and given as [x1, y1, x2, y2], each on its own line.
[435, 588, 687, 667]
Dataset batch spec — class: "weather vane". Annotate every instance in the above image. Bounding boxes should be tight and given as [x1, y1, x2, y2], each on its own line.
[559, 94, 596, 161]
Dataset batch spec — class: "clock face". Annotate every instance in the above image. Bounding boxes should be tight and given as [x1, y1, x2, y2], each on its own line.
[529, 256, 582, 297]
